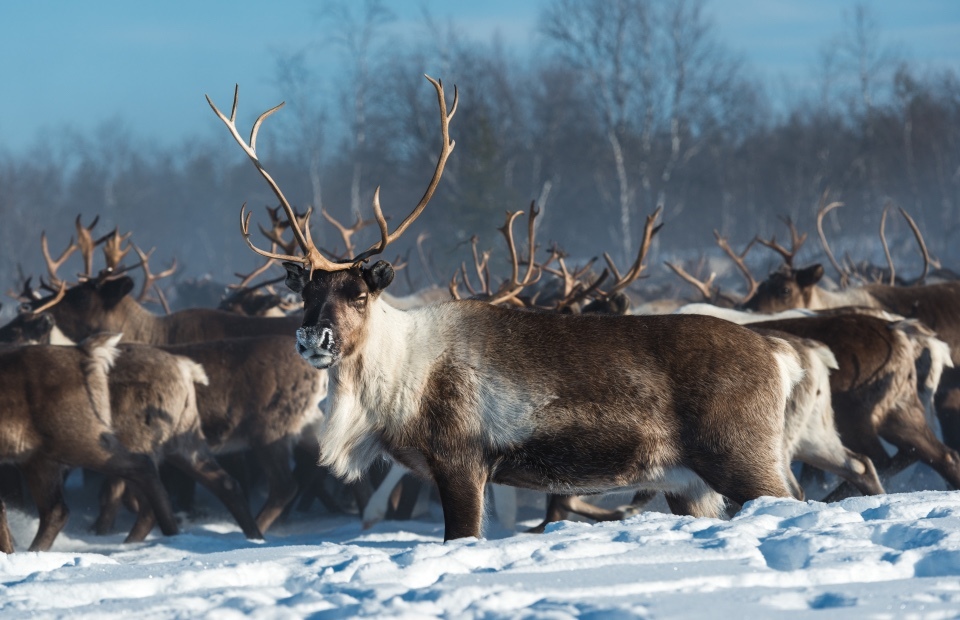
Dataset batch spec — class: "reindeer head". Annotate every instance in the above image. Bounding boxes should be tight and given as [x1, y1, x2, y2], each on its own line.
[26, 277, 134, 342]
[0, 312, 55, 345]
[742, 264, 824, 312]
[208, 75, 455, 370]
[283, 261, 394, 368]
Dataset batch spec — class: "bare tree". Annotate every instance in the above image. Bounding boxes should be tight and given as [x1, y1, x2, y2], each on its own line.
[541, 0, 652, 264]
[273, 51, 328, 216]
[322, 0, 395, 219]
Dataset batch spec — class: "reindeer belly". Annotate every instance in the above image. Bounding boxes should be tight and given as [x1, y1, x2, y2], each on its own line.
[490, 429, 677, 494]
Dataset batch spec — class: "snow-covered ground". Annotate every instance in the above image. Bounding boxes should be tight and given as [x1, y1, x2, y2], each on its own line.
[2, 474, 960, 619]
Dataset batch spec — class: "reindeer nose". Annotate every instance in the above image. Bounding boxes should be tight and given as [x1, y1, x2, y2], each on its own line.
[297, 326, 335, 352]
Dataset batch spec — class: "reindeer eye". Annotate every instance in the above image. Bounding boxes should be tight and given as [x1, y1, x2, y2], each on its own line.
[780, 287, 791, 297]
[355, 293, 368, 304]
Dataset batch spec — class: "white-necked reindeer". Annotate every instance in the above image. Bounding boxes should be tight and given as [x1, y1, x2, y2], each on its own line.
[207, 76, 804, 540]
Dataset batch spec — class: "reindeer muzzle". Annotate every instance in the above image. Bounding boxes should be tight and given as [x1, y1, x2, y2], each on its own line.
[296, 326, 337, 369]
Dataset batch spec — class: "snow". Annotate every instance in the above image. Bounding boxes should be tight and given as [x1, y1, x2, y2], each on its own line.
[3, 483, 960, 618]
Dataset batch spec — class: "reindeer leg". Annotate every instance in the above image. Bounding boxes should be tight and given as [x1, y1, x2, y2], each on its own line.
[798, 448, 885, 498]
[167, 446, 263, 540]
[665, 483, 726, 519]
[93, 477, 127, 535]
[21, 457, 70, 552]
[527, 494, 573, 534]
[433, 463, 486, 541]
[124, 485, 158, 543]
[935, 379, 960, 451]
[880, 407, 960, 490]
[0, 499, 15, 553]
[251, 441, 298, 533]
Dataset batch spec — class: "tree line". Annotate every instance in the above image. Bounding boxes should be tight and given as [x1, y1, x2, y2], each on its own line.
[1, 0, 957, 304]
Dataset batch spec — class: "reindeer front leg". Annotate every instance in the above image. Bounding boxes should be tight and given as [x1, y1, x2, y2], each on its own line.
[432, 458, 487, 541]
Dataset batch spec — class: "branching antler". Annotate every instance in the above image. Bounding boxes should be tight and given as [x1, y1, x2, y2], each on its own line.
[714, 231, 759, 299]
[601, 207, 664, 295]
[207, 75, 456, 273]
[320, 208, 377, 259]
[757, 216, 807, 267]
[231, 252, 279, 290]
[40, 232, 78, 288]
[23, 281, 67, 316]
[75, 215, 109, 277]
[132, 245, 176, 314]
[101, 228, 133, 271]
[487, 205, 542, 306]
[665, 260, 718, 301]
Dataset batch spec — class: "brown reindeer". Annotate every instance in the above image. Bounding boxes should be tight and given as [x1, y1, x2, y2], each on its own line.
[0, 334, 179, 551]
[208, 75, 806, 540]
[94, 344, 264, 540]
[743, 219, 960, 458]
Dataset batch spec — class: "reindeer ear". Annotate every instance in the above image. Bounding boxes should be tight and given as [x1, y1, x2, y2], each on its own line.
[282, 262, 309, 294]
[363, 261, 395, 294]
[796, 264, 824, 288]
[100, 277, 134, 308]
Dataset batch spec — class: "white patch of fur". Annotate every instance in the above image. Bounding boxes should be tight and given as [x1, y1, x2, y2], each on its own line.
[49, 325, 76, 346]
[769, 337, 806, 400]
[318, 301, 438, 481]
[811, 344, 839, 371]
[673, 303, 814, 323]
[177, 358, 209, 387]
[78, 332, 123, 428]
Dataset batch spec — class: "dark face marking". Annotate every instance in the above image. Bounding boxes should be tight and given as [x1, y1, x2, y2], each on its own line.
[22, 277, 135, 342]
[289, 261, 394, 369]
[743, 264, 824, 313]
[0, 312, 55, 344]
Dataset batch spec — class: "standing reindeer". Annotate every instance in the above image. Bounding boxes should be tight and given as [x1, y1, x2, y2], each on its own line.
[208, 75, 805, 540]
[0, 334, 179, 551]
[743, 212, 960, 457]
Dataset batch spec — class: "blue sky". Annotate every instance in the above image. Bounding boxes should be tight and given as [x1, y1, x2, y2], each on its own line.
[0, 0, 958, 155]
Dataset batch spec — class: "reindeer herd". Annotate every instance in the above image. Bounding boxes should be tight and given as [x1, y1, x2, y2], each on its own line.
[0, 76, 958, 552]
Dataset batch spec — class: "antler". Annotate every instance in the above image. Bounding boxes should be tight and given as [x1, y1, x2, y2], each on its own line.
[879, 203, 896, 286]
[486, 205, 542, 306]
[757, 216, 807, 267]
[713, 231, 759, 299]
[601, 206, 664, 295]
[23, 281, 67, 316]
[75, 215, 108, 277]
[320, 208, 377, 258]
[40, 232, 78, 288]
[665, 260, 718, 301]
[898, 207, 932, 285]
[132, 245, 176, 313]
[353, 76, 457, 264]
[231, 252, 279, 290]
[207, 75, 456, 273]
[101, 228, 133, 271]
[816, 192, 848, 287]
[258, 205, 310, 256]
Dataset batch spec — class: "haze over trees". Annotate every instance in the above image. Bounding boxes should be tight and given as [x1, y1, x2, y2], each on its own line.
[1, 0, 957, 303]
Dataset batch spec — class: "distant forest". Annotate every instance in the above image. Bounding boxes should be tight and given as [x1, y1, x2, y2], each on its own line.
[2, 0, 958, 306]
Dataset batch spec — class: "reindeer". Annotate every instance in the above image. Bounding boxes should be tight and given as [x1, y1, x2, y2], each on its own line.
[0, 333, 179, 551]
[0, 309, 330, 534]
[207, 75, 806, 540]
[0, 310, 266, 540]
[743, 204, 960, 458]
